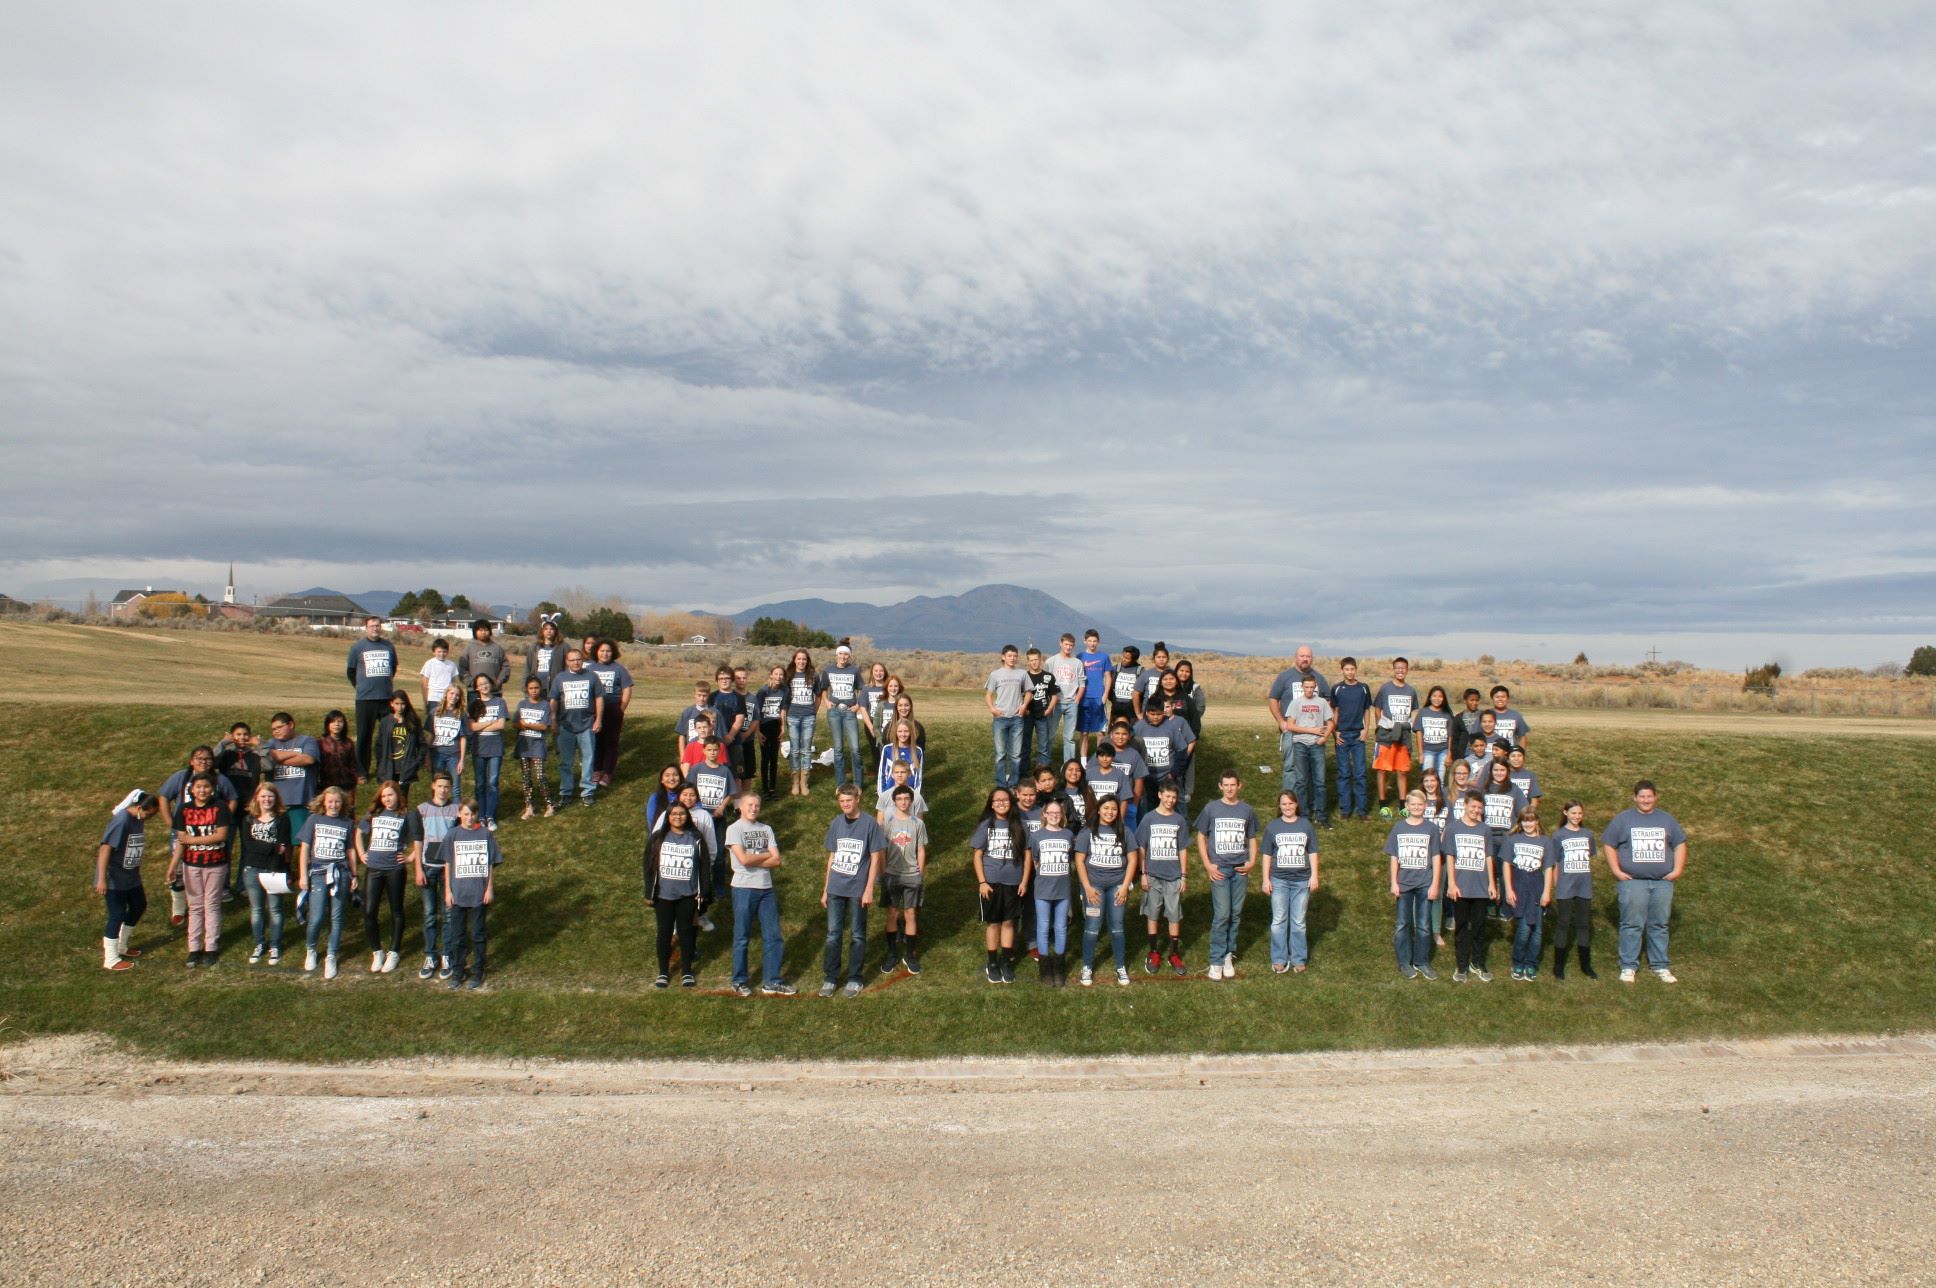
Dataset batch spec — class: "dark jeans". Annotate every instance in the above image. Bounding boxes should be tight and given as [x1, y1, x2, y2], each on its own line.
[1551, 895, 1593, 954]
[734, 734, 756, 783]
[593, 705, 625, 778]
[362, 867, 406, 954]
[448, 903, 487, 981]
[758, 722, 782, 793]
[419, 872, 446, 959]
[823, 895, 867, 985]
[103, 885, 147, 937]
[354, 698, 390, 779]
[1511, 911, 1545, 973]
[472, 755, 502, 822]
[1021, 714, 1056, 775]
[654, 895, 698, 975]
[1454, 896, 1491, 972]
[1334, 740, 1367, 817]
[1393, 887, 1432, 971]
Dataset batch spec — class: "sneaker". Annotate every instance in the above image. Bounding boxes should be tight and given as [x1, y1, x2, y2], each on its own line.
[324, 955, 339, 980]
[1028, 947, 1040, 961]
[448, 976, 464, 990]
[371, 952, 383, 974]
[304, 948, 318, 973]
[185, 952, 201, 969]
[1168, 952, 1186, 976]
[248, 946, 264, 965]
[1208, 962, 1223, 981]
[819, 981, 837, 997]
[879, 952, 901, 977]
[733, 983, 753, 997]
[385, 951, 400, 973]
[222, 886, 237, 903]
[1400, 965, 1417, 979]
[267, 948, 280, 965]
[1379, 806, 1394, 820]
[1417, 965, 1438, 981]
[1079, 966, 1094, 987]
[905, 953, 921, 976]
[698, 913, 716, 933]
[841, 981, 862, 998]
[1116, 967, 1131, 986]
[438, 958, 454, 981]
[1619, 968, 1637, 984]
[465, 978, 483, 991]
[1514, 970, 1532, 983]
[1000, 959, 1016, 984]
[760, 982, 798, 996]
[1144, 949, 1160, 975]
[419, 956, 436, 980]
[1223, 953, 1236, 977]
[680, 974, 697, 989]
[984, 962, 1000, 985]
[486, 819, 498, 832]
[1453, 970, 1468, 983]
[654, 974, 670, 989]
[1654, 969, 1678, 984]
[1473, 968, 1492, 983]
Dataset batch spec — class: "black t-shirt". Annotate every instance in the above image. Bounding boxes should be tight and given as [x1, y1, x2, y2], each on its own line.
[238, 812, 292, 871]
[1024, 671, 1061, 716]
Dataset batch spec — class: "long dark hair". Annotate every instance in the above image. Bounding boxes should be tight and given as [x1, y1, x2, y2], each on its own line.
[1425, 684, 1449, 711]
[789, 648, 816, 683]
[1088, 793, 1132, 849]
[977, 786, 1028, 856]
[321, 709, 350, 742]
[387, 692, 422, 735]
[1059, 757, 1098, 827]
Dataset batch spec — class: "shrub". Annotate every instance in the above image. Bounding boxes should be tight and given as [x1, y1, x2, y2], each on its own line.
[1907, 645, 1936, 678]
[1744, 661, 1782, 695]
[1573, 651, 1589, 665]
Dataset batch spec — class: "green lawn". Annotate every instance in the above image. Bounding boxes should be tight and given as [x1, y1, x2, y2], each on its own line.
[2, 703, 1931, 1062]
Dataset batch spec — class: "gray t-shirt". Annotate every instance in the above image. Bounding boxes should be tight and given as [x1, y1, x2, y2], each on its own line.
[1601, 807, 1686, 879]
[1194, 800, 1259, 871]
[1075, 826, 1130, 887]
[1289, 694, 1334, 745]
[1135, 716, 1192, 778]
[723, 818, 776, 890]
[549, 670, 600, 733]
[1442, 819, 1496, 900]
[1027, 827, 1076, 901]
[652, 829, 704, 900]
[1383, 818, 1437, 891]
[823, 813, 886, 899]
[442, 826, 499, 908]
[1135, 812, 1191, 881]
[970, 818, 1025, 885]
[688, 762, 738, 814]
[819, 664, 863, 710]
[1554, 826, 1595, 899]
[1417, 708, 1455, 751]
[1373, 683, 1420, 744]
[1047, 653, 1086, 705]
[985, 666, 1029, 717]
[878, 813, 926, 881]
[1490, 707, 1531, 747]
[1269, 666, 1331, 709]
[1263, 817, 1317, 882]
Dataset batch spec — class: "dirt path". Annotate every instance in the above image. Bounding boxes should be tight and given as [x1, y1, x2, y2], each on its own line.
[3, 1034, 1931, 1284]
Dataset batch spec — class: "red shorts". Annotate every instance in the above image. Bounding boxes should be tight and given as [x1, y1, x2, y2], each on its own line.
[1372, 744, 1411, 773]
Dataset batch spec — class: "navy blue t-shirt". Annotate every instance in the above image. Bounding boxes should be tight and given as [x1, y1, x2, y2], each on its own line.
[1330, 681, 1372, 744]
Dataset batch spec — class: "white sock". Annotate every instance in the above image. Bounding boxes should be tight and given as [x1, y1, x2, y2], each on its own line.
[103, 936, 120, 968]
[115, 925, 132, 954]
[170, 888, 187, 918]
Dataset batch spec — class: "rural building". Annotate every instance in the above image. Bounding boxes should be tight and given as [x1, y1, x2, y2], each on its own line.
[109, 587, 180, 619]
[258, 591, 368, 627]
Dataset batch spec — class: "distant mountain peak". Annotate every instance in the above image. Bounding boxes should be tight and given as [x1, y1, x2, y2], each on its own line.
[725, 585, 1146, 653]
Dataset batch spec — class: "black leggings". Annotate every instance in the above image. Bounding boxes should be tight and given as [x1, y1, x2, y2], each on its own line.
[758, 722, 783, 793]
[1550, 896, 1593, 952]
[654, 896, 698, 975]
[104, 886, 148, 937]
[354, 698, 389, 779]
[1454, 897, 1491, 971]
[362, 867, 406, 954]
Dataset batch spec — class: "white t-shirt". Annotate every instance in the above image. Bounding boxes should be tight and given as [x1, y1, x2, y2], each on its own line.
[723, 819, 775, 890]
[420, 656, 459, 705]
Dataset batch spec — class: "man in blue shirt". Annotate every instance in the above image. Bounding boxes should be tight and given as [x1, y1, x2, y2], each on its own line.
[1329, 657, 1374, 822]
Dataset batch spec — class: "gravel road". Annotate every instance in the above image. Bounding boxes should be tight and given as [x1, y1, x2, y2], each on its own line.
[3, 1034, 1932, 1285]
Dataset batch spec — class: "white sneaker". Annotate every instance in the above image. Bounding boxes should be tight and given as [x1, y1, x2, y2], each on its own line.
[1654, 969, 1678, 984]
[324, 955, 339, 980]
[248, 946, 263, 965]
[1079, 966, 1094, 987]
[383, 951, 400, 973]
[304, 948, 318, 973]
[698, 913, 716, 932]
[1116, 967, 1131, 986]
[1223, 953, 1236, 978]
[370, 953, 383, 973]
[1619, 968, 1637, 983]
[1208, 962, 1223, 981]
[268, 948, 280, 965]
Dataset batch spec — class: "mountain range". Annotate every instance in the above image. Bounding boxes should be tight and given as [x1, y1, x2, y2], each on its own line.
[723, 584, 1153, 654]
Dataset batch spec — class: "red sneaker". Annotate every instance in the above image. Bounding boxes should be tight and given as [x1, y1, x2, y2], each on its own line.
[1168, 952, 1186, 976]
[1028, 947, 1040, 961]
[1144, 949, 1160, 975]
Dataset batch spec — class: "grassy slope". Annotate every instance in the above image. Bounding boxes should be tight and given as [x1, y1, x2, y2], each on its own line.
[3, 692, 1933, 1062]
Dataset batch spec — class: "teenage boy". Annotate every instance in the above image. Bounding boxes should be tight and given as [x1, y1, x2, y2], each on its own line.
[724, 791, 794, 996]
[420, 638, 459, 710]
[1195, 771, 1259, 981]
[1452, 688, 1485, 759]
[730, 667, 757, 781]
[1107, 645, 1142, 727]
[440, 801, 498, 991]
[1372, 658, 1420, 816]
[877, 784, 928, 975]
[687, 739, 739, 903]
[677, 681, 717, 761]
[1329, 657, 1373, 822]
[1507, 746, 1542, 813]
[346, 616, 397, 781]
[681, 714, 715, 768]
[549, 649, 604, 806]
[819, 786, 885, 998]
[1135, 782, 1191, 976]
[1084, 741, 1133, 816]
[1489, 685, 1531, 749]
[1602, 780, 1688, 984]
[1133, 698, 1196, 808]
[875, 758, 927, 820]
[1441, 793, 1497, 982]
[1076, 630, 1111, 760]
[1463, 717, 1500, 784]
[1285, 677, 1335, 829]
[1019, 647, 1062, 776]
[819, 642, 867, 791]
[1384, 789, 1441, 979]
[456, 620, 511, 691]
[985, 645, 1030, 789]
[1047, 633, 1088, 765]
[260, 712, 320, 836]
[1105, 720, 1150, 829]
[414, 772, 460, 979]
[708, 667, 747, 775]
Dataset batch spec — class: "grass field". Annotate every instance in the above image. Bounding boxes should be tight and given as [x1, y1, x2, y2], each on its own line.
[1, 623, 1931, 1062]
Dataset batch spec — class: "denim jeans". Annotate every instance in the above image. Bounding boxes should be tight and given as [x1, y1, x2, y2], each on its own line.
[1033, 896, 1070, 956]
[432, 747, 463, 782]
[826, 709, 863, 787]
[1207, 869, 1248, 964]
[1080, 887, 1127, 970]
[732, 885, 784, 987]
[472, 755, 502, 822]
[419, 873, 446, 959]
[303, 867, 352, 957]
[1021, 714, 1057, 775]
[1053, 704, 1079, 766]
[1393, 887, 1432, 971]
[991, 715, 1023, 788]
[448, 903, 487, 981]
[1334, 740, 1367, 817]
[1512, 909, 1545, 972]
[1616, 878, 1674, 971]
[1269, 881, 1311, 967]
[243, 867, 285, 951]
[1287, 740, 1328, 823]
[1419, 748, 1448, 781]
[787, 714, 816, 772]
[556, 726, 596, 800]
[823, 895, 867, 984]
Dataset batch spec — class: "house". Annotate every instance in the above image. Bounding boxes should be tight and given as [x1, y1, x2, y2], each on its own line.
[258, 592, 368, 628]
[109, 587, 179, 619]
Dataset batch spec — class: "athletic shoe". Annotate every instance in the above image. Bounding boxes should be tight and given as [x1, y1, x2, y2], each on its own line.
[1619, 968, 1637, 983]
[222, 886, 237, 903]
[1116, 967, 1131, 986]
[905, 953, 921, 976]
[486, 819, 498, 832]
[999, 959, 1015, 984]
[760, 982, 797, 996]
[1144, 949, 1160, 975]
[304, 949, 318, 973]
[448, 976, 464, 990]
[1417, 965, 1438, 981]
[384, 951, 400, 973]
[1452, 970, 1468, 983]
[1028, 947, 1040, 961]
[1473, 968, 1492, 983]
[438, 958, 454, 981]
[879, 952, 901, 977]
[1379, 806, 1394, 820]
[371, 952, 383, 973]
[698, 914, 716, 932]
[733, 983, 753, 997]
[654, 974, 670, 989]
[267, 948, 280, 965]
[1223, 953, 1236, 977]
[984, 962, 1000, 985]
[1079, 966, 1094, 987]
[248, 946, 264, 965]
[419, 956, 436, 980]
[680, 974, 697, 989]
[1514, 970, 1532, 983]
[1208, 962, 1223, 981]
[324, 955, 339, 980]
[185, 952, 201, 969]
[1400, 965, 1417, 979]
[1654, 969, 1678, 984]
[841, 981, 862, 998]
[1168, 952, 1186, 976]
[819, 981, 837, 997]
[465, 978, 483, 991]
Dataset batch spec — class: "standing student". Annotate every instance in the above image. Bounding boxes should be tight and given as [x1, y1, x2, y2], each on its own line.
[371, 693, 426, 803]
[1133, 643, 1172, 722]
[297, 786, 358, 980]
[1602, 780, 1688, 984]
[724, 791, 794, 996]
[1416, 685, 1454, 783]
[752, 664, 788, 799]
[1488, 685, 1532, 749]
[1329, 657, 1373, 822]
[1195, 770, 1260, 981]
[159, 744, 237, 916]
[709, 666, 749, 783]
[1026, 799, 1077, 986]
[214, 723, 265, 895]
[687, 739, 739, 905]
[819, 785, 885, 998]
[1507, 746, 1542, 814]
[783, 649, 821, 797]
[889, 693, 927, 753]
[1480, 757, 1531, 919]
[96, 790, 160, 971]
[877, 719, 924, 797]
[346, 616, 398, 781]
[1284, 677, 1336, 829]
[730, 668, 757, 781]
[875, 757, 927, 821]
[237, 783, 291, 965]
[1420, 768, 1453, 946]
[1261, 791, 1319, 974]
[420, 637, 459, 711]
[819, 641, 867, 792]
[1107, 645, 1142, 728]
[549, 649, 604, 807]
[984, 644, 1029, 789]
[1372, 658, 1421, 816]
[1083, 741, 1133, 820]
[455, 620, 512, 692]
[523, 615, 568, 689]
[260, 712, 320, 836]
[1135, 781, 1191, 976]
[1047, 634, 1087, 766]
[644, 801, 709, 988]
[1550, 801, 1598, 979]
[167, 773, 232, 967]
[427, 686, 469, 785]
[1057, 758, 1097, 831]
[1501, 810, 1556, 980]
[1020, 647, 1062, 777]
[316, 711, 360, 811]
[467, 675, 508, 829]
[1441, 793, 1498, 983]
[970, 787, 1028, 984]
[513, 676, 555, 819]
[1105, 720, 1150, 829]
[1384, 790, 1441, 980]
[676, 680, 717, 761]
[587, 640, 634, 789]
[440, 801, 499, 991]
[414, 772, 461, 979]
[1133, 699, 1196, 810]
[1075, 630, 1111, 760]
[1164, 663, 1208, 807]
[643, 764, 685, 833]
[876, 784, 928, 976]
[1452, 688, 1486, 759]
[355, 781, 419, 974]
[1074, 794, 1137, 986]
[859, 661, 891, 776]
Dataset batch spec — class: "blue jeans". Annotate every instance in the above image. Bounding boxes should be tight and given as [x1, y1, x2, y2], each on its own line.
[1616, 878, 1674, 971]
[1335, 740, 1367, 817]
[1286, 740, 1327, 823]
[732, 886, 784, 988]
[1512, 909, 1545, 972]
[1420, 748, 1448, 781]
[1394, 888, 1432, 971]
[823, 895, 867, 984]
[1080, 887, 1127, 970]
[1054, 704, 1079, 766]
[991, 715, 1023, 788]
[472, 755, 502, 822]
[243, 867, 285, 951]
[1208, 869, 1248, 964]
[1033, 896, 1069, 955]
[1269, 881, 1311, 967]
[826, 709, 862, 787]
[419, 872, 446, 959]
[557, 726, 596, 800]
[431, 747, 463, 781]
[303, 868, 352, 957]
[1021, 714, 1056, 774]
[787, 714, 816, 772]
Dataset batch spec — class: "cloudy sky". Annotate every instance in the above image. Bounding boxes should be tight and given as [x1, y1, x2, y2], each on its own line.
[3, 3, 1932, 665]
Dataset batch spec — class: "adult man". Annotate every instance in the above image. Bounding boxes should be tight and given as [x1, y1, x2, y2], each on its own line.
[1267, 645, 1331, 803]
[456, 620, 512, 692]
[548, 648, 604, 806]
[1046, 633, 1087, 766]
[1284, 677, 1336, 828]
[1075, 630, 1111, 761]
[1372, 657, 1421, 816]
[345, 616, 397, 781]
[1330, 657, 1373, 822]
[1601, 780, 1688, 984]
[985, 644, 1029, 789]
[818, 642, 867, 791]
[1020, 647, 1062, 775]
